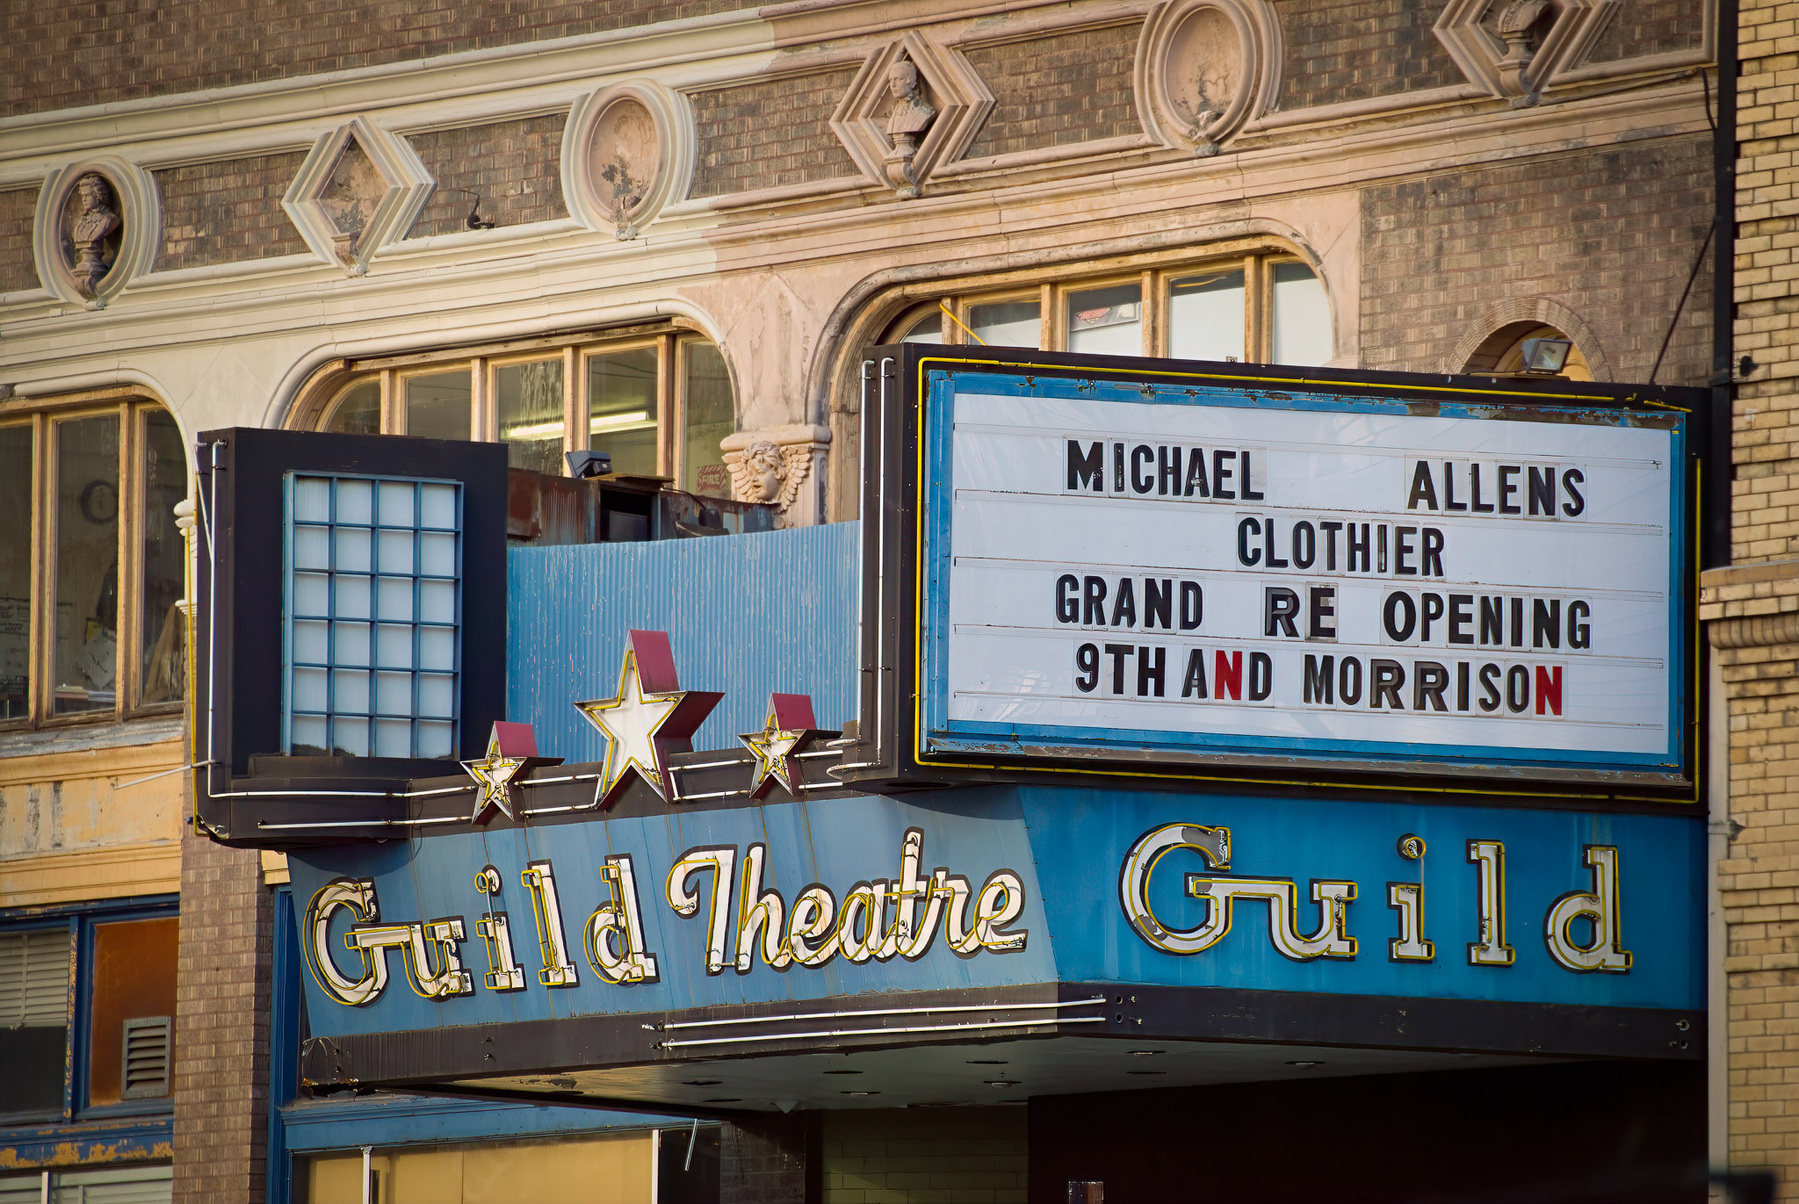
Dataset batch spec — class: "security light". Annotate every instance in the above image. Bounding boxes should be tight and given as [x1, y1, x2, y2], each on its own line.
[565, 449, 614, 478]
[1519, 337, 1573, 375]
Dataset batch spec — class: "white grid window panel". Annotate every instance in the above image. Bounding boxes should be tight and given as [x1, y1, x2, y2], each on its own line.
[284, 474, 462, 759]
[0, 929, 70, 1028]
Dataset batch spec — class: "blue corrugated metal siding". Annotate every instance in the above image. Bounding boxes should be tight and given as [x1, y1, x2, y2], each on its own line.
[507, 522, 859, 760]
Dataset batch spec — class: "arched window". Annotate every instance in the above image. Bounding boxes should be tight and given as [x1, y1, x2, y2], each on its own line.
[0, 395, 187, 727]
[301, 330, 737, 497]
[1463, 322, 1594, 381]
[877, 247, 1333, 367]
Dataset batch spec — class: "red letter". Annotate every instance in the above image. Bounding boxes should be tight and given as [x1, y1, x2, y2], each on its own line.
[1214, 651, 1243, 701]
[1534, 665, 1562, 716]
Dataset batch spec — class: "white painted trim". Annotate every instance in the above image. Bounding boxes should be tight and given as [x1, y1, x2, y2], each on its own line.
[1244, 85, 1487, 133]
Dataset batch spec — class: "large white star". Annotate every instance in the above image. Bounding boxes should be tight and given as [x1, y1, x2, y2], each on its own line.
[577, 648, 683, 803]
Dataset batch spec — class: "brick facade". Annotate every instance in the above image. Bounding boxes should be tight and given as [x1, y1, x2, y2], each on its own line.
[156, 154, 311, 272]
[172, 829, 271, 1204]
[0, 186, 38, 295]
[718, 1114, 810, 1204]
[1361, 136, 1714, 385]
[689, 69, 861, 197]
[0, 0, 747, 119]
[820, 1109, 1026, 1204]
[404, 116, 569, 238]
[961, 24, 1143, 160]
[1585, 0, 1710, 64]
[1716, 0, 1799, 1188]
[1274, 0, 1465, 109]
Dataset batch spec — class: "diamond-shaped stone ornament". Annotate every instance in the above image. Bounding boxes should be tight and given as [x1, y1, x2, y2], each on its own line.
[283, 117, 435, 275]
[830, 32, 995, 199]
[1433, 0, 1619, 102]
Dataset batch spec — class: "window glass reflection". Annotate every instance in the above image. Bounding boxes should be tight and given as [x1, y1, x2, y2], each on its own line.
[587, 349, 659, 477]
[1168, 269, 1246, 363]
[1066, 283, 1142, 356]
[1271, 262, 1332, 367]
[495, 360, 564, 475]
[140, 411, 186, 706]
[0, 425, 30, 721]
[324, 381, 379, 435]
[969, 299, 1040, 349]
[53, 415, 119, 715]
[682, 343, 733, 498]
[404, 371, 470, 441]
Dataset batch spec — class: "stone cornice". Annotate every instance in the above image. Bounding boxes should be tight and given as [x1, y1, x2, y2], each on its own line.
[1701, 560, 1799, 647]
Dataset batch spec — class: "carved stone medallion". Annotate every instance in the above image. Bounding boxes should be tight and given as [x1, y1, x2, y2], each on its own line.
[1135, 0, 1282, 155]
[32, 157, 160, 308]
[562, 82, 695, 238]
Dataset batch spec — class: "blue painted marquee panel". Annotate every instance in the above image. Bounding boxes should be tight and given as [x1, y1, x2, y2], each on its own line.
[506, 523, 860, 762]
[288, 786, 1703, 1045]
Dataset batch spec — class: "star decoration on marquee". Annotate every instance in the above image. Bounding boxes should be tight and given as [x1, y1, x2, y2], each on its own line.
[461, 721, 555, 825]
[575, 630, 723, 808]
[739, 693, 831, 799]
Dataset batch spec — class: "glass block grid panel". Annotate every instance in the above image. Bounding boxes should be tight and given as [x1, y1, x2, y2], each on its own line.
[284, 474, 462, 759]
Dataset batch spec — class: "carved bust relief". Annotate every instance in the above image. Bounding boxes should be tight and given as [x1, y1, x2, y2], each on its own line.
[1135, 0, 1282, 155]
[882, 58, 940, 197]
[562, 82, 695, 238]
[830, 32, 995, 200]
[63, 172, 123, 298]
[33, 157, 160, 308]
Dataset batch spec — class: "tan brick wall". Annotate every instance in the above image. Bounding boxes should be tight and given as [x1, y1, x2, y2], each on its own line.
[1721, 0, 1799, 1191]
[405, 115, 568, 238]
[0, 1, 749, 119]
[156, 154, 310, 272]
[1273, 0, 1464, 109]
[1362, 137, 1714, 384]
[172, 827, 271, 1204]
[820, 1108, 1026, 1204]
[961, 24, 1143, 160]
[0, 186, 39, 295]
[688, 69, 861, 198]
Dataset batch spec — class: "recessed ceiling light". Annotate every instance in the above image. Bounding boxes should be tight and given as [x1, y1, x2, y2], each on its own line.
[823, 1069, 863, 1076]
[1125, 1069, 1167, 1076]
[841, 1090, 881, 1096]
[1285, 1060, 1323, 1068]
[702, 1097, 742, 1104]
[985, 1080, 1018, 1088]
[1128, 1050, 1164, 1057]
[967, 1059, 1008, 1065]
[683, 1079, 723, 1086]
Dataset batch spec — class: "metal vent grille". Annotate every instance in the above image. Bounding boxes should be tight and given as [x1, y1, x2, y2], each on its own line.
[0, 929, 70, 1028]
[121, 1016, 171, 1099]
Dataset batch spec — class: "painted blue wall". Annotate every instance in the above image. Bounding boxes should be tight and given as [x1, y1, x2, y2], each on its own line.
[507, 523, 859, 761]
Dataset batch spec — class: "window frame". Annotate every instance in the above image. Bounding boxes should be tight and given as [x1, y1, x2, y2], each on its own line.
[0, 897, 178, 1134]
[885, 243, 1329, 367]
[304, 327, 738, 498]
[0, 391, 187, 732]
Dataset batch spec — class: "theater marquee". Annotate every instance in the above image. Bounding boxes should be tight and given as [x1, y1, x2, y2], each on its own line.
[844, 347, 1702, 795]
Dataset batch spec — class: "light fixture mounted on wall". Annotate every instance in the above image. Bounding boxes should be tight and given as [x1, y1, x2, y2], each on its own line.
[1518, 337, 1573, 375]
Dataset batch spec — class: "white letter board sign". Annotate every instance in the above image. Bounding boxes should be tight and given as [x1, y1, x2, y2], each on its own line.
[845, 349, 1700, 796]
